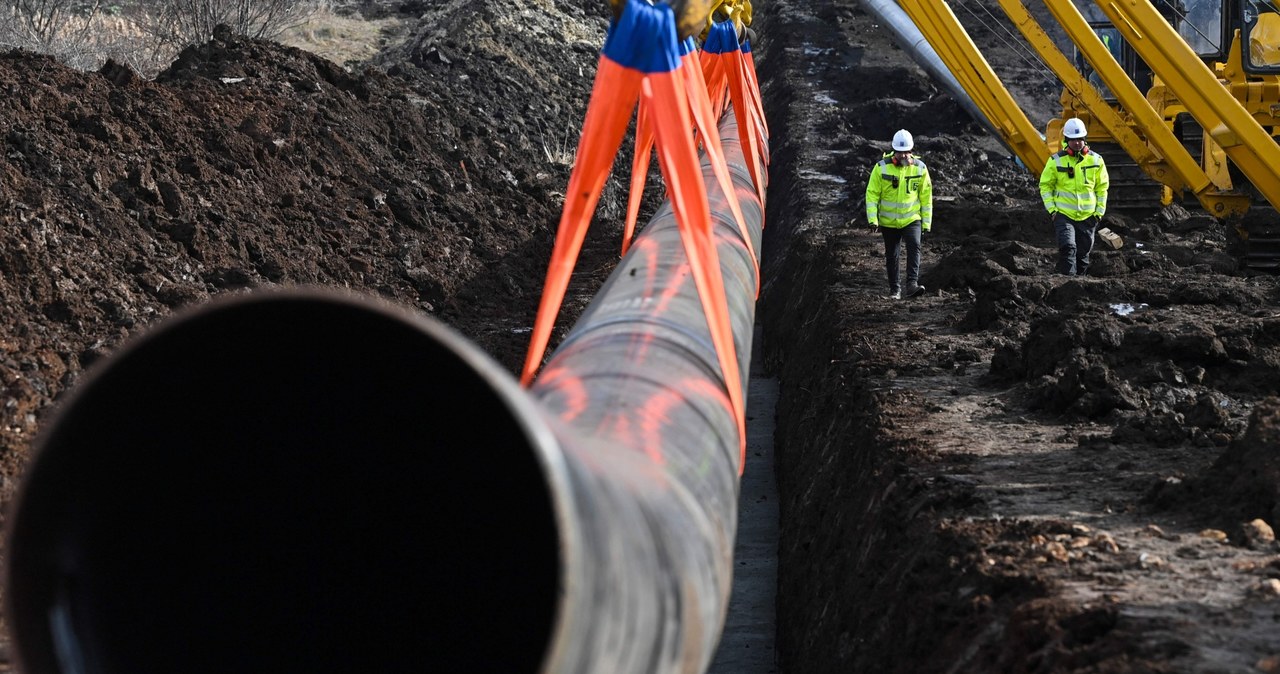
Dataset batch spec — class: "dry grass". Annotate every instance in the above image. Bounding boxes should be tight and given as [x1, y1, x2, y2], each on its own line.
[541, 131, 576, 166]
[538, 121, 577, 166]
[278, 8, 410, 67]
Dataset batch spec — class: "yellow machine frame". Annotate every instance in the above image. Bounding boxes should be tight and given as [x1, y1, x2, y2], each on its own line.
[906, 0, 1280, 223]
[896, 0, 1049, 172]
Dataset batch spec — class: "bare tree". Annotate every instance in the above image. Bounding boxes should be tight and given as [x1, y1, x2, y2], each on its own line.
[0, 0, 326, 76]
[0, 0, 105, 69]
[130, 0, 323, 51]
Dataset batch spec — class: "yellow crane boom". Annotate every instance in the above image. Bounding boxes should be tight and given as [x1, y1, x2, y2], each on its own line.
[1091, 0, 1280, 217]
[1004, 0, 1210, 199]
[897, 0, 1049, 173]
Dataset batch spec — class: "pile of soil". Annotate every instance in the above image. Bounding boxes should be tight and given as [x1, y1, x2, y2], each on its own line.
[0, 0, 1278, 670]
[0, 0, 616, 491]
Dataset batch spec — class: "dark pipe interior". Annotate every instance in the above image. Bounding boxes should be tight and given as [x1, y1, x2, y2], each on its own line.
[7, 294, 560, 673]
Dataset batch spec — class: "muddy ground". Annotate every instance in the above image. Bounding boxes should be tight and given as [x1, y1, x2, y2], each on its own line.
[0, 0, 1278, 671]
[758, 0, 1280, 671]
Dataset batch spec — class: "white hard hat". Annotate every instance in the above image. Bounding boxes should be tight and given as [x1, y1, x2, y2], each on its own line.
[1063, 117, 1088, 139]
[891, 129, 914, 151]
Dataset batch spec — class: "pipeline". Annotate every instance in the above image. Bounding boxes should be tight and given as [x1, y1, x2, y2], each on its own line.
[4, 113, 764, 672]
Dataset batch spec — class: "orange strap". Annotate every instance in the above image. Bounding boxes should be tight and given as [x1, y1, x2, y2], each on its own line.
[521, 58, 643, 387]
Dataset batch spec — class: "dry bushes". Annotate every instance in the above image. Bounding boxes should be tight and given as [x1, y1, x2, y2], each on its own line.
[0, 0, 329, 76]
[0, 0, 114, 70]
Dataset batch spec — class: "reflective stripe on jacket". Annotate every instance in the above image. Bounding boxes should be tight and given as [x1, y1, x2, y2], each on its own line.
[866, 154, 933, 230]
[1038, 149, 1109, 221]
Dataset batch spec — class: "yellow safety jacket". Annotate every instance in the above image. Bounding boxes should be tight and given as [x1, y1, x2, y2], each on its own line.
[866, 153, 933, 230]
[1039, 147, 1109, 222]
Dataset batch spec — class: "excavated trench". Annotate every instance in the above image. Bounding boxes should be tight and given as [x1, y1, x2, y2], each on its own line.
[751, 0, 1280, 670]
[753, 8, 994, 669]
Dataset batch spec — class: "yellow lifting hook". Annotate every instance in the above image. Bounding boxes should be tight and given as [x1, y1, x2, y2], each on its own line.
[610, 0, 717, 41]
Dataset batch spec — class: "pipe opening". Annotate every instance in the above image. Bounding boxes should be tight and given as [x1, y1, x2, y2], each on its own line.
[7, 292, 560, 673]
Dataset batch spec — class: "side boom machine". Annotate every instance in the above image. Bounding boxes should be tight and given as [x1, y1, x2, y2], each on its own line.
[907, 0, 1280, 270]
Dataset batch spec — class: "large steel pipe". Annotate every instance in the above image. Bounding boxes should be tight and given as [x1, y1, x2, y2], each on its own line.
[5, 113, 764, 673]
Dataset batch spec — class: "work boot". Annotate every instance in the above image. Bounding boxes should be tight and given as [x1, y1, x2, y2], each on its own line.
[904, 282, 925, 298]
[888, 289, 902, 300]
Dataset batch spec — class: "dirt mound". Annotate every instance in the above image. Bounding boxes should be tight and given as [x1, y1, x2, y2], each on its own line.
[1150, 397, 1280, 528]
[0, 0, 619, 517]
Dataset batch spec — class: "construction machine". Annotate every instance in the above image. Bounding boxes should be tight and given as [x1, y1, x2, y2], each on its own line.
[900, 0, 1280, 269]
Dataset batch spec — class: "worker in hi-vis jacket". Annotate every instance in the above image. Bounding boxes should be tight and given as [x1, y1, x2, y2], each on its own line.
[1039, 117, 1110, 276]
[866, 128, 932, 299]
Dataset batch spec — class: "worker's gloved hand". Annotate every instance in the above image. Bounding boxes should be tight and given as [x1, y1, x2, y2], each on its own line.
[868, 221, 879, 233]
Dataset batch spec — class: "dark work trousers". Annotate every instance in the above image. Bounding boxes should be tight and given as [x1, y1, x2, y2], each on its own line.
[1054, 213, 1098, 276]
[881, 221, 922, 292]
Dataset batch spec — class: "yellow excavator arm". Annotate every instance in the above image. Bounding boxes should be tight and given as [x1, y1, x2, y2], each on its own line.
[897, 0, 1049, 173]
[1095, 0, 1280, 217]
[898, 0, 1280, 267]
[1004, 0, 1209, 198]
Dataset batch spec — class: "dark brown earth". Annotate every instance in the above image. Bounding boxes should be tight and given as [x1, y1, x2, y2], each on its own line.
[0, 0, 1278, 671]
